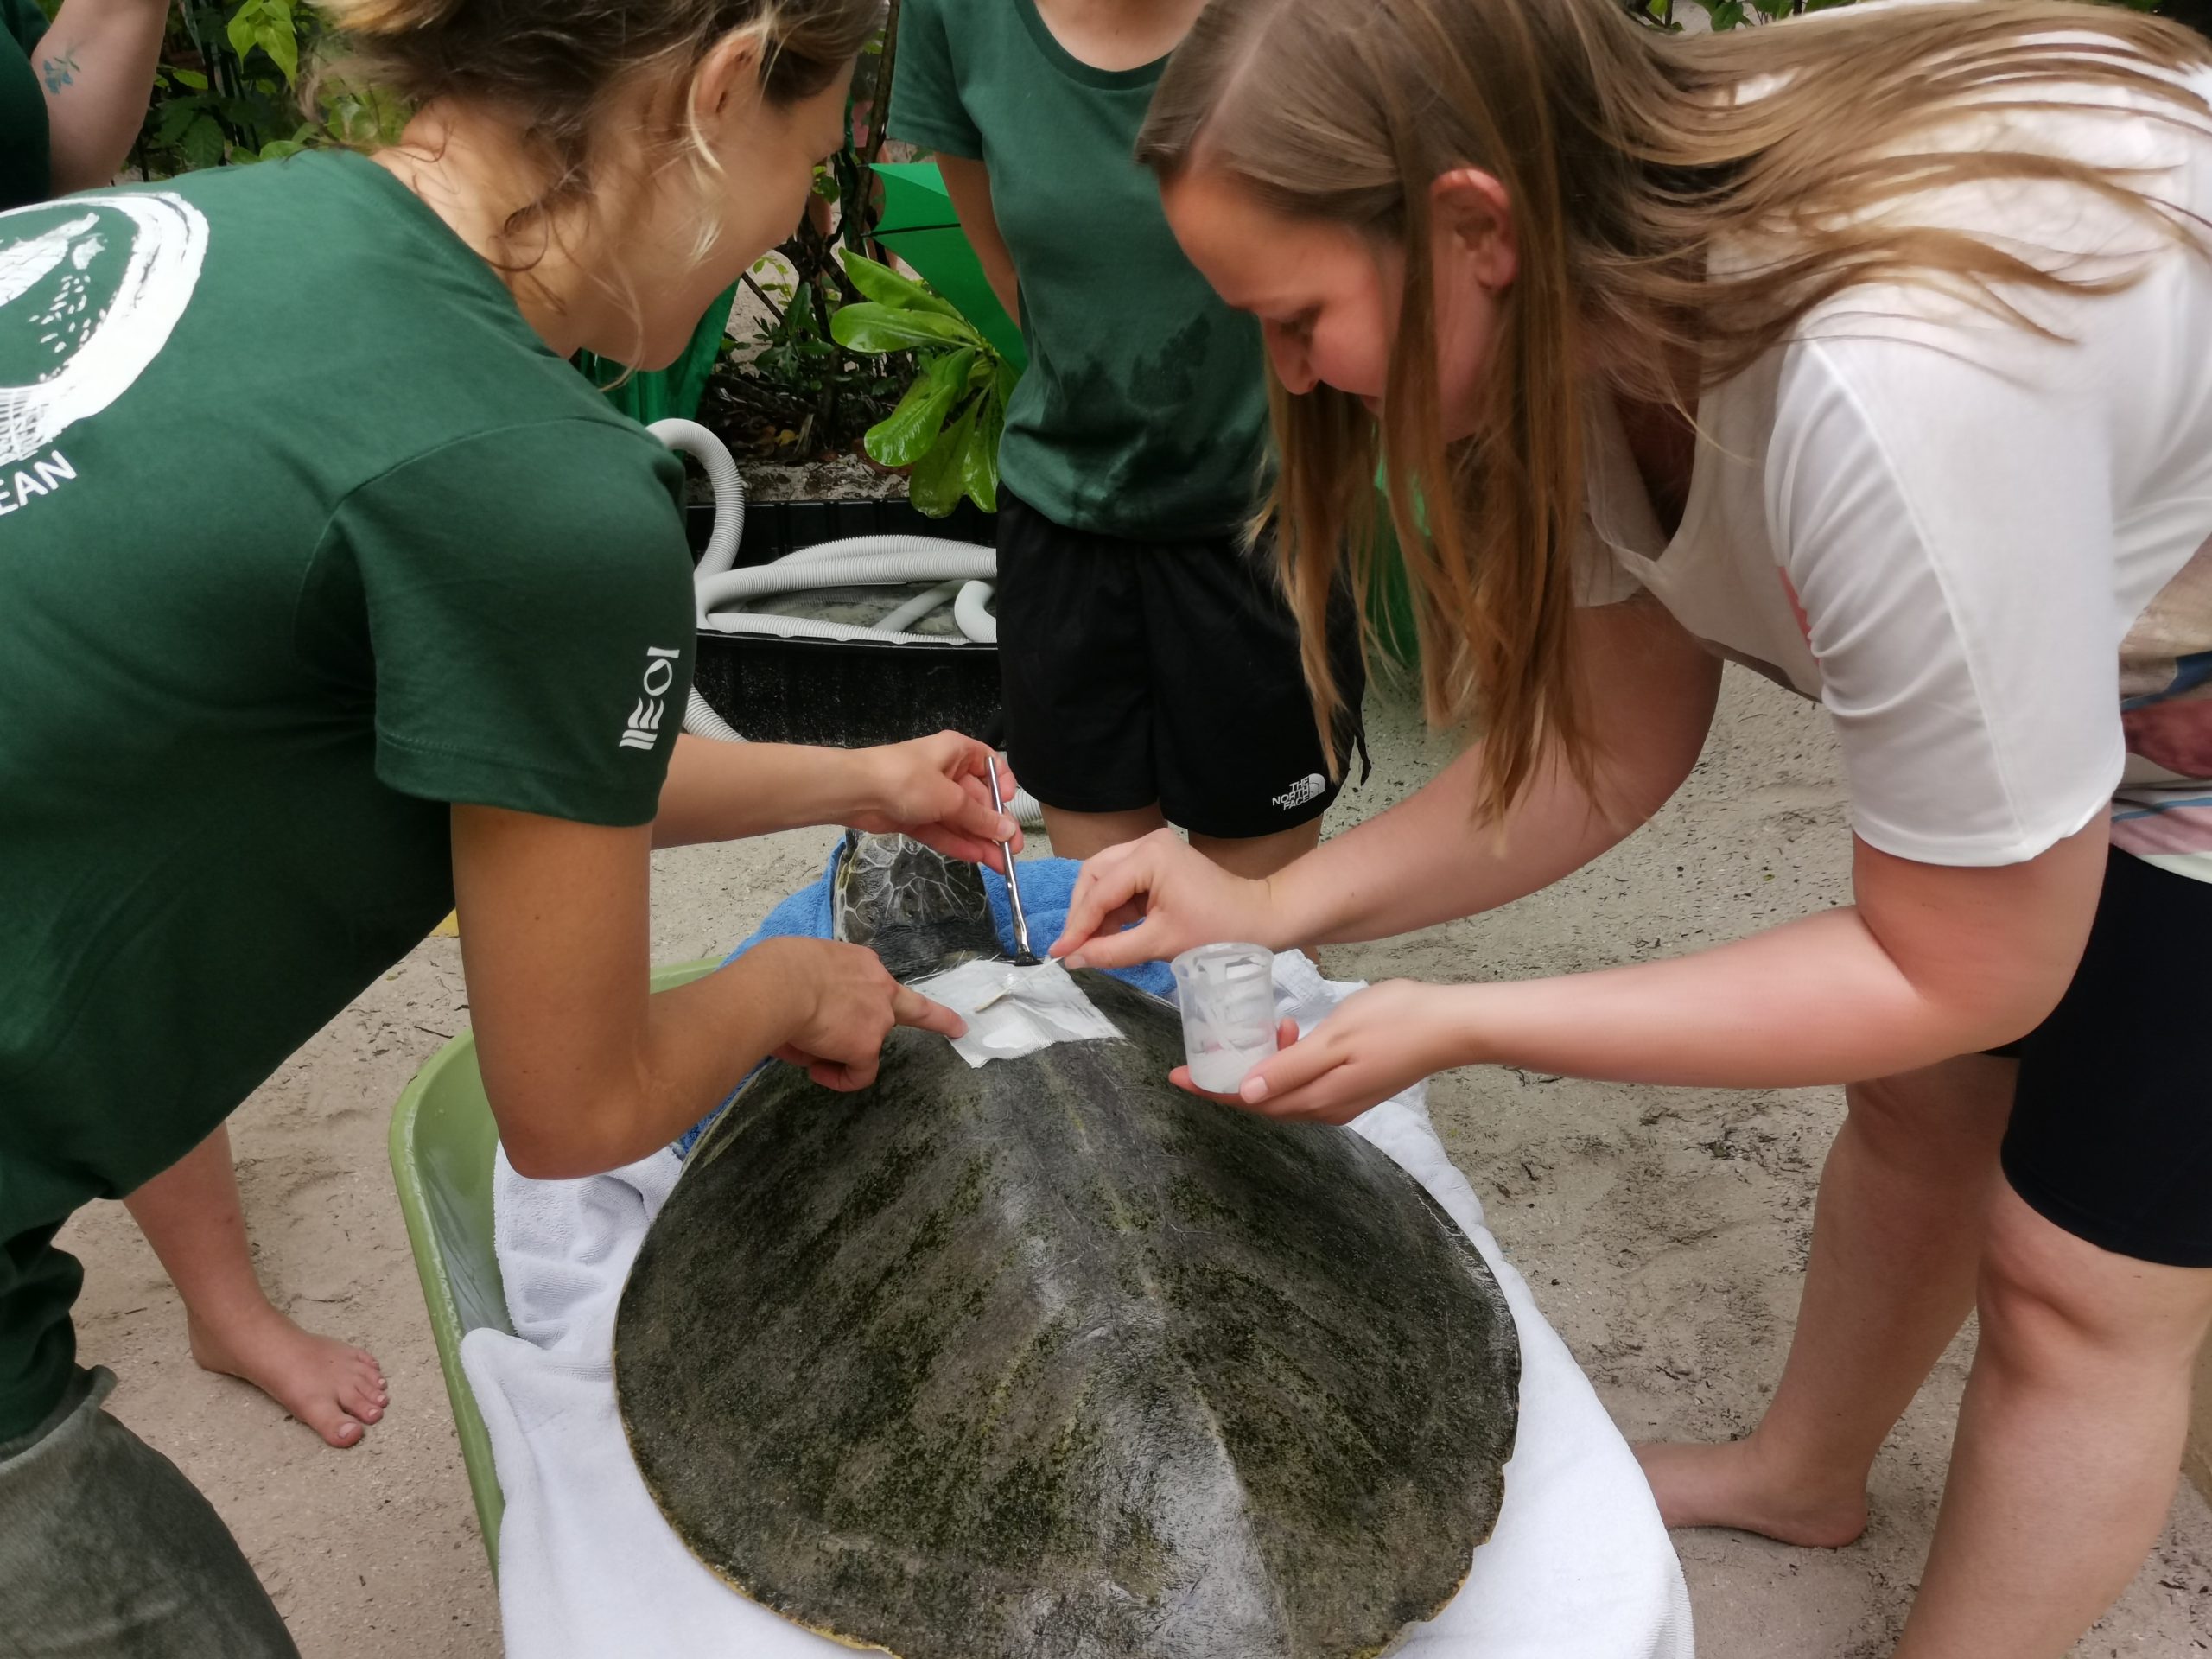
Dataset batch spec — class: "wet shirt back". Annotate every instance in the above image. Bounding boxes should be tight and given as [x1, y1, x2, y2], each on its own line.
[0, 153, 696, 1439]
[890, 0, 1268, 539]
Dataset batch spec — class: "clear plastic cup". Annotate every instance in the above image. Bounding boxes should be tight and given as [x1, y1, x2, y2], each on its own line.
[1170, 944, 1277, 1095]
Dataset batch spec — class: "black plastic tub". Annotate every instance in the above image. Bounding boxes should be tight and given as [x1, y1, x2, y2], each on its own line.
[683, 498, 1001, 748]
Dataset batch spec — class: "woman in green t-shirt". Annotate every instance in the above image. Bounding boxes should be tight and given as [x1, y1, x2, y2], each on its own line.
[0, 0, 1019, 1648]
[887, 0, 1364, 884]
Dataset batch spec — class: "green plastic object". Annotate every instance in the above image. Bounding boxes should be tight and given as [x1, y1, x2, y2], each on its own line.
[872, 162, 1027, 370]
[387, 959, 719, 1573]
[575, 286, 736, 427]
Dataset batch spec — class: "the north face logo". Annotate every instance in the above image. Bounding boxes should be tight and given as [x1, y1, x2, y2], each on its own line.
[620, 645, 682, 751]
[1273, 772, 1326, 810]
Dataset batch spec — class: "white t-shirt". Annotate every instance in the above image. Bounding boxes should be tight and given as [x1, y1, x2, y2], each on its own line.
[1586, 45, 2212, 883]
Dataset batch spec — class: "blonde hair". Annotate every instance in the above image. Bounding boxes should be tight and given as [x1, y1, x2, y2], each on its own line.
[1138, 0, 2212, 822]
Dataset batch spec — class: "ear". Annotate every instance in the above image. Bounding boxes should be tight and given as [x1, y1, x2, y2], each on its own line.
[690, 24, 767, 135]
[1430, 168, 1516, 290]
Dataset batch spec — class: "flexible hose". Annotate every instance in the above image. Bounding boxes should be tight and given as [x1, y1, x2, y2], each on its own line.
[877, 578, 965, 634]
[656, 425, 1044, 825]
[704, 613, 947, 645]
[952, 582, 998, 645]
[692, 547, 997, 618]
[683, 686, 746, 744]
[647, 418, 745, 579]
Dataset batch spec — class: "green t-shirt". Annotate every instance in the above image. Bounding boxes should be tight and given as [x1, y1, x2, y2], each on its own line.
[0, 150, 696, 1439]
[0, 0, 50, 211]
[889, 0, 1268, 539]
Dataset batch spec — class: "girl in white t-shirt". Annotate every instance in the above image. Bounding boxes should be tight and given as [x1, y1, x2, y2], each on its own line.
[1050, 3, 2212, 1655]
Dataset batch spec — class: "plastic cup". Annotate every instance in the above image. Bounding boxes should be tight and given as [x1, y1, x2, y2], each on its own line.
[1170, 944, 1277, 1095]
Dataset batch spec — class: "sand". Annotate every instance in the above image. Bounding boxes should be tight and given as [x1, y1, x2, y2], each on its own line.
[56, 665, 2212, 1657]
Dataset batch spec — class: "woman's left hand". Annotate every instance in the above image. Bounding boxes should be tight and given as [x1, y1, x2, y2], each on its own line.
[846, 731, 1024, 871]
[1172, 980, 1475, 1124]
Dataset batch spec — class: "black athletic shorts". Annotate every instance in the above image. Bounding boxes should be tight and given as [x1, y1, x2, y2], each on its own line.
[1990, 846, 2212, 1268]
[994, 489, 1366, 841]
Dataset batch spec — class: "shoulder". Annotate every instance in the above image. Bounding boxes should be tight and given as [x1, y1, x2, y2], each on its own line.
[347, 416, 687, 567]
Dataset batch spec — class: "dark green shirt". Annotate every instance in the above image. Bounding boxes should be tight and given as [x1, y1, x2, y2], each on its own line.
[889, 0, 1268, 539]
[0, 0, 49, 210]
[0, 151, 696, 1438]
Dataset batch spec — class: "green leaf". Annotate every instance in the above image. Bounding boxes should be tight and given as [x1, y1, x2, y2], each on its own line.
[841, 251, 963, 320]
[257, 19, 298, 83]
[829, 301, 982, 354]
[863, 346, 975, 468]
[172, 66, 210, 90]
[961, 383, 1005, 512]
[153, 96, 203, 147]
[180, 113, 226, 169]
[1703, 0, 1747, 27]
[908, 399, 977, 518]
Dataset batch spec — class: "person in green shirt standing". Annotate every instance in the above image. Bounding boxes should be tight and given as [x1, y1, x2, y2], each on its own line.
[0, 0, 1020, 1649]
[0, 0, 168, 210]
[888, 0, 1363, 882]
[3, 0, 406, 1463]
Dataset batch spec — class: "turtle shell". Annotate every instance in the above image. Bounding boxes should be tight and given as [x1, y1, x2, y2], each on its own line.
[615, 969, 1519, 1659]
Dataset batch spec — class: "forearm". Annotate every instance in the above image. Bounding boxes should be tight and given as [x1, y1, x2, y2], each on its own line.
[977, 245, 1019, 327]
[652, 735, 872, 848]
[1267, 743, 1649, 947]
[935, 156, 1019, 324]
[498, 958, 796, 1178]
[1268, 598, 1718, 947]
[39, 0, 168, 194]
[1435, 906, 2035, 1090]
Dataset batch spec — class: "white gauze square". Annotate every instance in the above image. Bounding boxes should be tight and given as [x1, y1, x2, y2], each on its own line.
[907, 958, 1122, 1068]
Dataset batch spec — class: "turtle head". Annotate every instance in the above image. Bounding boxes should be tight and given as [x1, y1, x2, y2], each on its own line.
[832, 833, 1001, 982]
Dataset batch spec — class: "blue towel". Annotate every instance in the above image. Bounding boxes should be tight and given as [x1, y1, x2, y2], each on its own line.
[676, 842, 1173, 1156]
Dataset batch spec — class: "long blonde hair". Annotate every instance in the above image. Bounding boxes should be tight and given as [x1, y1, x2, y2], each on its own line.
[1138, 0, 2212, 822]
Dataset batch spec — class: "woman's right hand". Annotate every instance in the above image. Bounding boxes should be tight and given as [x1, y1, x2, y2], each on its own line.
[1052, 828, 1286, 969]
[750, 937, 965, 1090]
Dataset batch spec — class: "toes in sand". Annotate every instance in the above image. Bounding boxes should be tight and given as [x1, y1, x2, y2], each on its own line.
[188, 1306, 389, 1449]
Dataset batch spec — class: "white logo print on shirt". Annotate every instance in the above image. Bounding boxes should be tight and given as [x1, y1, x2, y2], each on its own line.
[0, 194, 208, 506]
[620, 646, 683, 751]
[1273, 772, 1326, 810]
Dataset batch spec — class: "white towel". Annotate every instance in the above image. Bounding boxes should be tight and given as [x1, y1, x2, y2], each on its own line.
[462, 958, 1693, 1659]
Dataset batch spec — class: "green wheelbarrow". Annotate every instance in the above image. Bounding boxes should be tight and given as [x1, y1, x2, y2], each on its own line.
[386, 959, 717, 1573]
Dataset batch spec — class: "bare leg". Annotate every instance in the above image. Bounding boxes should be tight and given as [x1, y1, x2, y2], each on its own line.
[124, 1125, 388, 1449]
[1039, 804, 1170, 862]
[1186, 818, 1324, 881]
[1637, 1054, 2016, 1545]
[1894, 1184, 2212, 1659]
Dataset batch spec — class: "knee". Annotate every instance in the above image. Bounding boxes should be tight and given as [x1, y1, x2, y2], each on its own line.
[1976, 1190, 2212, 1379]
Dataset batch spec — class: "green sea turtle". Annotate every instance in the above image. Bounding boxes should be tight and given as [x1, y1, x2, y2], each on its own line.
[614, 835, 1520, 1659]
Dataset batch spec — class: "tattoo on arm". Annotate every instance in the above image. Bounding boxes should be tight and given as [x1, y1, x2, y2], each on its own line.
[41, 46, 80, 92]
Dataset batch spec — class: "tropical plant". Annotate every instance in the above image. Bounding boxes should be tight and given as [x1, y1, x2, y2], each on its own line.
[830, 251, 1016, 515]
[134, 2, 405, 175]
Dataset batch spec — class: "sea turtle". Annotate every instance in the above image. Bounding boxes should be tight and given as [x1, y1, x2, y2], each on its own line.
[615, 835, 1520, 1659]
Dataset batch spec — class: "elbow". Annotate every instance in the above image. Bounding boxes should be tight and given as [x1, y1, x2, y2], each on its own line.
[490, 1089, 639, 1183]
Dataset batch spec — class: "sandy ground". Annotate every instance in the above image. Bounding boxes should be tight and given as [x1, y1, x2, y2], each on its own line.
[57, 665, 2212, 1658]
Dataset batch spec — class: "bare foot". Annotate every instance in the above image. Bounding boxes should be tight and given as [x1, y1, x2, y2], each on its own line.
[188, 1304, 389, 1449]
[1635, 1439, 1869, 1548]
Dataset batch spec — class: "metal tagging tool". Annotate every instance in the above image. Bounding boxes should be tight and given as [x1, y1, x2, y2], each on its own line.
[986, 753, 1039, 967]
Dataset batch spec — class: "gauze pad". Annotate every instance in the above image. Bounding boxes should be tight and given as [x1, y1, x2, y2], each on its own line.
[909, 958, 1122, 1068]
